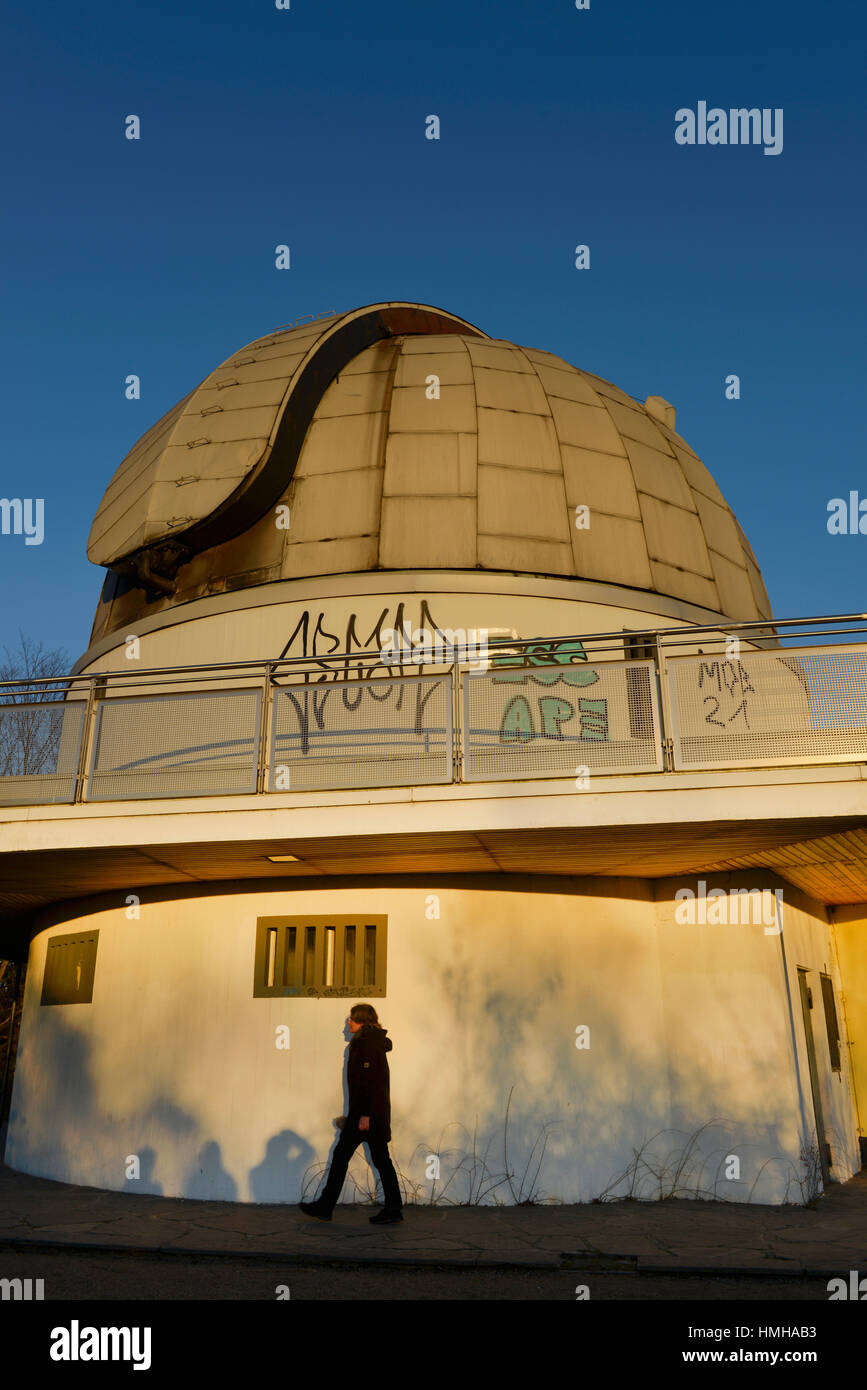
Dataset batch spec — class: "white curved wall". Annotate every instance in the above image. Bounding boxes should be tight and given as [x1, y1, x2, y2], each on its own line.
[6, 874, 857, 1205]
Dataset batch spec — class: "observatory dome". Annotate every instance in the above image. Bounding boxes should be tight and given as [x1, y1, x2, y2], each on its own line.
[87, 301, 771, 642]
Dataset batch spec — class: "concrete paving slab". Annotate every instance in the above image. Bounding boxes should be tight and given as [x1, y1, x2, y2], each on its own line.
[1, 1159, 865, 1274]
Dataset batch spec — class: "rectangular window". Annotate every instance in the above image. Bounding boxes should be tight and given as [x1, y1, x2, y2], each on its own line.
[254, 916, 387, 998]
[364, 925, 376, 985]
[266, 928, 278, 988]
[324, 926, 335, 987]
[41, 931, 99, 1006]
[622, 631, 657, 741]
[303, 926, 316, 986]
[344, 925, 356, 986]
[284, 927, 297, 986]
[622, 630, 657, 664]
[820, 973, 842, 1072]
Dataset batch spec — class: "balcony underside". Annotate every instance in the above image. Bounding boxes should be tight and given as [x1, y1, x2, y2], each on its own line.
[1, 763, 866, 958]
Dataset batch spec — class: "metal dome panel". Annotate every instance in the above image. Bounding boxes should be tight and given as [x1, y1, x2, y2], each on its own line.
[88, 303, 487, 571]
[87, 304, 773, 637]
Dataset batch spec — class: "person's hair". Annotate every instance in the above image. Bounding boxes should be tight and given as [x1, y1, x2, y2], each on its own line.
[350, 1003, 384, 1030]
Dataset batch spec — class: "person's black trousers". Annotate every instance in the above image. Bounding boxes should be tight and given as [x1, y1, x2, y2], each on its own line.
[316, 1119, 402, 1213]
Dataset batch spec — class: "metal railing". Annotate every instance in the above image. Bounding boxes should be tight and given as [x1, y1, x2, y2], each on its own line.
[0, 613, 866, 806]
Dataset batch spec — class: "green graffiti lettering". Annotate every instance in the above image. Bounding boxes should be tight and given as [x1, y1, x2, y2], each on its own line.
[499, 695, 535, 743]
[531, 639, 599, 686]
[578, 697, 608, 741]
[494, 637, 600, 686]
[539, 696, 575, 739]
[560, 665, 600, 687]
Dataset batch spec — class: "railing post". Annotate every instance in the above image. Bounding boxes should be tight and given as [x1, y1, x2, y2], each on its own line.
[452, 650, 462, 783]
[257, 663, 273, 794]
[653, 636, 676, 772]
[73, 678, 99, 804]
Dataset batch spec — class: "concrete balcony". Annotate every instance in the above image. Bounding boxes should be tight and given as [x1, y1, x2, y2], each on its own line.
[1, 614, 866, 955]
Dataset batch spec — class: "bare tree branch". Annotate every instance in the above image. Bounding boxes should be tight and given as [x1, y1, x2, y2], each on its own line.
[0, 632, 71, 776]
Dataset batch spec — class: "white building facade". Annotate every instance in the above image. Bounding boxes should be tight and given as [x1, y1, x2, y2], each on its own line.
[2, 303, 865, 1205]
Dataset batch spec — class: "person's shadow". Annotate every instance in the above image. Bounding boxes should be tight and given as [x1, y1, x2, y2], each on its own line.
[183, 1140, 237, 1201]
[249, 1130, 317, 1203]
[122, 1145, 162, 1195]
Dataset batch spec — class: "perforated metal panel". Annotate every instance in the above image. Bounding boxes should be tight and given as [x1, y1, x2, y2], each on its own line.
[463, 659, 663, 781]
[668, 646, 867, 769]
[88, 688, 261, 799]
[0, 699, 85, 805]
[269, 675, 453, 791]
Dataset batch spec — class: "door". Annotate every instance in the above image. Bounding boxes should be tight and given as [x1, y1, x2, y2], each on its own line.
[797, 967, 833, 1187]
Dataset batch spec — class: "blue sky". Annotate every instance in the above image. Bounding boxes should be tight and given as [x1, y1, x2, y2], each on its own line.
[1, 0, 864, 666]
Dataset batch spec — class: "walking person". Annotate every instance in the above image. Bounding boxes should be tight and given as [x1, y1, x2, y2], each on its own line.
[299, 1003, 403, 1224]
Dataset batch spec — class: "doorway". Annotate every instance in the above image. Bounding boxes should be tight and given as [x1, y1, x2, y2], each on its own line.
[797, 967, 833, 1187]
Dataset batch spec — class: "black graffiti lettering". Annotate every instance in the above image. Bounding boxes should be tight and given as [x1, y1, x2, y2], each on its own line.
[698, 662, 722, 691]
[344, 608, 391, 682]
[278, 609, 309, 663]
[703, 695, 726, 728]
[281, 689, 309, 755]
[366, 681, 396, 703]
[414, 679, 439, 736]
[312, 687, 331, 728]
[728, 699, 750, 728]
[278, 598, 450, 687]
[313, 611, 341, 658]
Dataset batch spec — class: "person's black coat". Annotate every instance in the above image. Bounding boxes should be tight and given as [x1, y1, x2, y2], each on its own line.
[346, 1024, 393, 1141]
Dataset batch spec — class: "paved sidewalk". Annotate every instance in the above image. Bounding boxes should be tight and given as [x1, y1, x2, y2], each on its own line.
[1, 1158, 866, 1275]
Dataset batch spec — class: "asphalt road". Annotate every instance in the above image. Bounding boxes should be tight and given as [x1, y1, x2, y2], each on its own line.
[0, 1243, 840, 1300]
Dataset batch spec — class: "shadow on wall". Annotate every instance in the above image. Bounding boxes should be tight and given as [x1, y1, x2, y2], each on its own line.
[6, 1002, 335, 1204]
[122, 1146, 162, 1195]
[394, 954, 813, 1206]
[249, 1130, 316, 1203]
[185, 1140, 238, 1202]
[5, 1006, 253, 1201]
[4, 961, 818, 1207]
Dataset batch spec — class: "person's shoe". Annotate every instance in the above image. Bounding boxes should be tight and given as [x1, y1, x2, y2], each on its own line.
[369, 1208, 403, 1224]
[299, 1200, 331, 1221]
